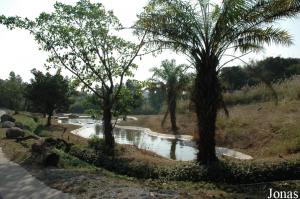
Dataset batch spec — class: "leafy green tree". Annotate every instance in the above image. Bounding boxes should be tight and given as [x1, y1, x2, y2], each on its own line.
[26, 69, 70, 126]
[0, 72, 25, 113]
[114, 79, 144, 120]
[220, 66, 257, 90]
[150, 59, 190, 132]
[221, 57, 300, 91]
[0, 0, 146, 148]
[136, 0, 300, 164]
[146, 85, 166, 114]
[248, 57, 300, 82]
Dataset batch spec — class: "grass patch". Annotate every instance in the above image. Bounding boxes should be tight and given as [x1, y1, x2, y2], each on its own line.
[14, 114, 38, 132]
[54, 148, 96, 170]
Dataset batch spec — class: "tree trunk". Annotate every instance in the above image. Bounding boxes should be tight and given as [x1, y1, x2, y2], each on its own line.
[169, 93, 177, 132]
[46, 113, 52, 126]
[103, 99, 114, 148]
[193, 58, 221, 164]
[161, 109, 169, 127]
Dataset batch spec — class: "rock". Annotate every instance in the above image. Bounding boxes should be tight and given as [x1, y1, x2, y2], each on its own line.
[2, 121, 15, 128]
[5, 127, 25, 139]
[1, 114, 16, 123]
[44, 153, 60, 167]
[15, 122, 24, 129]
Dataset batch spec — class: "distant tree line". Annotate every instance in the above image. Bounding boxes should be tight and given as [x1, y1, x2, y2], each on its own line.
[0, 72, 26, 113]
[220, 57, 300, 91]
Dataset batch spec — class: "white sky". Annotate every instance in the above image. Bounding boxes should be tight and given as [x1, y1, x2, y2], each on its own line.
[0, 0, 299, 82]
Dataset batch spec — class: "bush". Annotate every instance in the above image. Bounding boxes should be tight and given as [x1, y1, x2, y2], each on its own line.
[88, 135, 105, 151]
[66, 144, 300, 183]
[54, 149, 95, 169]
[44, 137, 73, 152]
[69, 145, 98, 165]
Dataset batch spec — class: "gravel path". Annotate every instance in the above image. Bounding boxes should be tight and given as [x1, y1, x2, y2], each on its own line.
[0, 148, 73, 199]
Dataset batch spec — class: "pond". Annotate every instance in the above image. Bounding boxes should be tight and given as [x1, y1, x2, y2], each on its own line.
[58, 118, 253, 161]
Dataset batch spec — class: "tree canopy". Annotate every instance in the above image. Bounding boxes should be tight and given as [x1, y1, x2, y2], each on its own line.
[0, 0, 147, 147]
[220, 57, 300, 90]
[0, 72, 25, 113]
[26, 69, 70, 126]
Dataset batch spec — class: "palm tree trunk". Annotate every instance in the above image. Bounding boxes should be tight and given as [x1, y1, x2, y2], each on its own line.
[169, 94, 177, 132]
[161, 109, 169, 127]
[193, 58, 220, 164]
[103, 98, 114, 148]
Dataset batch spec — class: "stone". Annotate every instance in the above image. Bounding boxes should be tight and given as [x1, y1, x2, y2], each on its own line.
[1, 114, 16, 123]
[5, 127, 25, 139]
[2, 121, 15, 128]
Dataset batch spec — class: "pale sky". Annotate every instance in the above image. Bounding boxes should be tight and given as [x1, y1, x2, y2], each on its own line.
[0, 0, 299, 82]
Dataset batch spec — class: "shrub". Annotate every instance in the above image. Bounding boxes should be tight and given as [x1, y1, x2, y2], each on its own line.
[69, 145, 98, 165]
[88, 135, 105, 151]
[44, 137, 73, 152]
[65, 142, 300, 183]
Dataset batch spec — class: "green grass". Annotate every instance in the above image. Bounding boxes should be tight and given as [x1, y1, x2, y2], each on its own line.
[54, 149, 96, 170]
[14, 114, 39, 132]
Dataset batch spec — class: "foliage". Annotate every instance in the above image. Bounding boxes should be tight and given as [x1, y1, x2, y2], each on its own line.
[69, 145, 98, 165]
[26, 69, 70, 126]
[54, 148, 96, 169]
[0, 72, 25, 112]
[88, 135, 105, 151]
[68, 92, 100, 114]
[66, 142, 300, 183]
[145, 86, 166, 114]
[0, 0, 147, 147]
[113, 79, 144, 117]
[220, 57, 300, 90]
[220, 66, 258, 90]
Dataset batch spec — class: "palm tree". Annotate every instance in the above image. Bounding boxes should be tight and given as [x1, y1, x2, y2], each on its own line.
[136, 0, 300, 164]
[150, 59, 190, 132]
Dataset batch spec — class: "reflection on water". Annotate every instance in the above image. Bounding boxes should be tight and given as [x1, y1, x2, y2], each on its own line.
[59, 118, 252, 161]
[95, 124, 101, 136]
[60, 118, 196, 160]
[170, 139, 177, 160]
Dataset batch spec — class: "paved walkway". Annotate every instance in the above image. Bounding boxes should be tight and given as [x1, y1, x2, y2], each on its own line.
[0, 148, 73, 199]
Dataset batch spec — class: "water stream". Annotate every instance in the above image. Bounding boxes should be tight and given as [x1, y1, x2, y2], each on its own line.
[59, 117, 253, 161]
